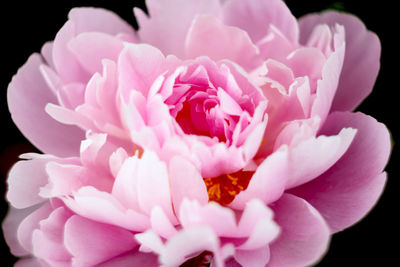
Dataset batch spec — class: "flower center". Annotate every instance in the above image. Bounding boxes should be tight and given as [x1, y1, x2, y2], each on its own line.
[203, 170, 254, 205]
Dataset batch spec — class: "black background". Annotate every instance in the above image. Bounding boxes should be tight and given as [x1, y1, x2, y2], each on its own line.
[0, 1, 397, 266]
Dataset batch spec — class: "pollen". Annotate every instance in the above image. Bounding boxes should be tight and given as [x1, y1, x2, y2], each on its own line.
[203, 170, 254, 205]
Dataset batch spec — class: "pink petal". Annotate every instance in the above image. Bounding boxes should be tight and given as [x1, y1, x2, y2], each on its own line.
[150, 206, 178, 239]
[64, 215, 137, 267]
[290, 111, 390, 232]
[64, 186, 150, 232]
[2, 206, 39, 256]
[31, 207, 72, 263]
[15, 258, 44, 267]
[179, 199, 237, 237]
[159, 226, 222, 267]
[299, 11, 381, 111]
[135, 0, 221, 57]
[136, 151, 175, 219]
[118, 44, 166, 100]
[222, 0, 299, 43]
[310, 25, 345, 124]
[285, 127, 357, 189]
[231, 146, 289, 208]
[235, 245, 270, 267]
[7, 54, 84, 156]
[168, 156, 209, 214]
[17, 203, 53, 253]
[53, 7, 134, 83]
[6, 156, 55, 209]
[68, 32, 124, 74]
[268, 194, 330, 267]
[97, 250, 159, 267]
[185, 15, 260, 70]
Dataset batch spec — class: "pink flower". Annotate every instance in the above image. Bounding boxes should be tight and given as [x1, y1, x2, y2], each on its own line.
[3, 0, 390, 266]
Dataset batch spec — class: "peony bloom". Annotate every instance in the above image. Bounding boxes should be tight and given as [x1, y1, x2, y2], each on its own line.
[2, 0, 390, 266]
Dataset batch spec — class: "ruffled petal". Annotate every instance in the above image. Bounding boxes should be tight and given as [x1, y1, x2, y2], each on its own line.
[290, 111, 390, 232]
[299, 11, 381, 111]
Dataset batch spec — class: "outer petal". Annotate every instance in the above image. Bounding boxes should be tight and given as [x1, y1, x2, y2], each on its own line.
[7, 54, 84, 157]
[6, 156, 55, 209]
[2, 206, 40, 257]
[222, 0, 299, 43]
[64, 215, 138, 267]
[268, 194, 330, 267]
[135, 0, 221, 57]
[68, 32, 124, 75]
[299, 11, 381, 111]
[185, 15, 260, 70]
[290, 112, 390, 232]
[53, 7, 134, 83]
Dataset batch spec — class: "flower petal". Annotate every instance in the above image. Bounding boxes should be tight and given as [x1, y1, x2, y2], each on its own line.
[7, 55, 84, 156]
[222, 0, 299, 43]
[185, 15, 260, 70]
[135, 0, 221, 57]
[290, 111, 390, 232]
[299, 11, 381, 111]
[64, 215, 137, 267]
[268, 194, 330, 267]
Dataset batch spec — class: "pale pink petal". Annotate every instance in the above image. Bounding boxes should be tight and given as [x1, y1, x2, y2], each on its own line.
[15, 258, 44, 267]
[2, 206, 40, 257]
[111, 156, 141, 211]
[235, 245, 270, 267]
[286, 47, 326, 90]
[6, 156, 55, 209]
[299, 11, 381, 111]
[290, 111, 390, 232]
[179, 199, 237, 237]
[185, 15, 260, 70]
[17, 203, 53, 253]
[285, 127, 357, 189]
[231, 146, 289, 208]
[168, 156, 209, 214]
[31, 207, 72, 263]
[64, 215, 137, 267]
[135, 0, 221, 57]
[64, 186, 150, 232]
[7, 54, 84, 156]
[150, 206, 178, 239]
[136, 151, 175, 219]
[222, 0, 299, 43]
[118, 44, 166, 100]
[41, 42, 55, 69]
[53, 7, 134, 83]
[310, 25, 345, 124]
[68, 32, 124, 74]
[268, 194, 330, 267]
[98, 250, 159, 267]
[257, 25, 296, 63]
[159, 226, 222, 267]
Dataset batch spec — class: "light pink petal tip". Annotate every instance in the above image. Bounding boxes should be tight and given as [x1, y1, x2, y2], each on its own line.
[299, 11, 381, 111]
[290, 111, 391, 232]
[7, 55, 84, 157]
